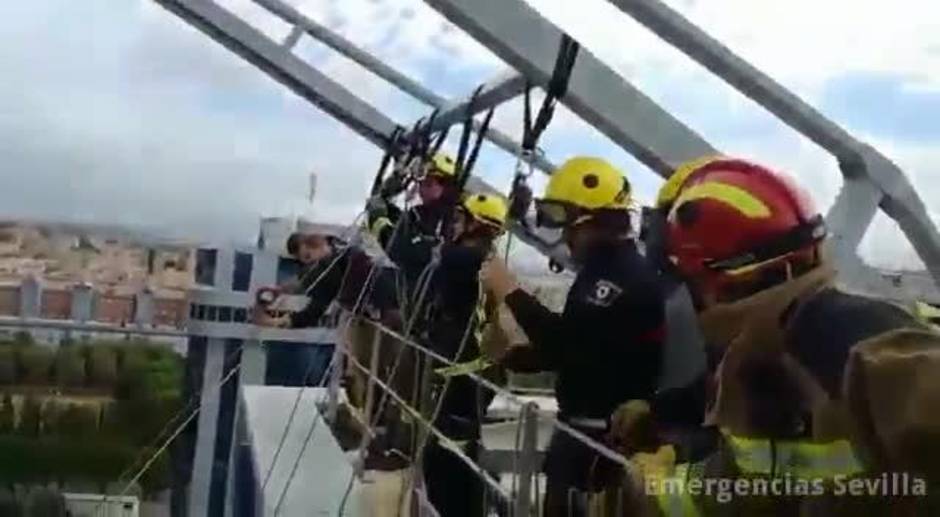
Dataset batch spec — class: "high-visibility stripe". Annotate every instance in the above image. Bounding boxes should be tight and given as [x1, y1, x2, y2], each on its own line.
[723, 431, 864, 478]
[657, 155, 724, 208]
[656, 464, 701, 517]
[434, 356, 493, 377]
[673, 182, 772, 219]
[370, 217, 393, 236]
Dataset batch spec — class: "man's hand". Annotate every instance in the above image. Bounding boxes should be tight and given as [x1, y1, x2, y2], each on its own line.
[255, 310, 291, 328]
[480, 257, 519, 301]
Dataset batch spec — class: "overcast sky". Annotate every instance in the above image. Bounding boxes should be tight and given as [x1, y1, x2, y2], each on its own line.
[0, 0, 938, 270]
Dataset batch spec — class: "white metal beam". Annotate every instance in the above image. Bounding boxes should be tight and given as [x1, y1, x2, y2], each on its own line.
[608, 0, 940, 289]
[154, 0, 570, 264]
[423, 0, 716, 177]
[421, 71, 527, 136]
[250, 0, 557, 173]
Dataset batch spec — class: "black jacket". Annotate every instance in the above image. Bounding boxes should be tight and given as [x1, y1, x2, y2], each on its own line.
[425, 242, 490, 440]
[379, 204, 446, 303]
[503, 240, 666, 420]
[289, 248, 396, 328]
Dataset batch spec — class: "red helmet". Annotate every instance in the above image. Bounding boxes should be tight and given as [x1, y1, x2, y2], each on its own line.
[665, 158, 826, 302]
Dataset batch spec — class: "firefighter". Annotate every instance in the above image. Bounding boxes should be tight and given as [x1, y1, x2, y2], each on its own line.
[422, 192, 508, 517]
[653, 157, 940, 515]
[369, 152, 460, 309]
[480, 156, 667, 517]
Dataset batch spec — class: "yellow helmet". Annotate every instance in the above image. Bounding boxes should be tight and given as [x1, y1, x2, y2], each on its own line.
[461, 193, 508, 230]
[537, 156, 631, 228]
[426, 152, 457, 179]
[656, 155, 725, 209]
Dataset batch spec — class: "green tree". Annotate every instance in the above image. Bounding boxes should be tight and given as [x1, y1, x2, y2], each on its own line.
[87, 347, 118, 389]
[0, 347, 15, 385]
[54, 347, 85, 388]
[0, 393, 13, 434]
[17, 347, 54, 385]
[18, 396, 41, 437]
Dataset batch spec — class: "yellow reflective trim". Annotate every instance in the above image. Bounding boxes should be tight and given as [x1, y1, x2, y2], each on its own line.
[657, 155, 724, 208]
[673, 181, 772, 219]
[656, 464, 701, 517]
[369, 217, 393, 236]
[434, 357, 493, 377]
[914, 301, 940, 327]
[724, 432, 864, 478]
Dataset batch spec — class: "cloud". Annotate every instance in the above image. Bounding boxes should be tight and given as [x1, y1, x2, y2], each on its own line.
[0, 0, 937, 272]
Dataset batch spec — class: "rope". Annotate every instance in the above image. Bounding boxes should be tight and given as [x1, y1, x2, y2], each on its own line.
[98, 212, 372, 513]
[343, 349, 511, 501]
[272, 258, 386, 515]
[272, 196, 420, 514]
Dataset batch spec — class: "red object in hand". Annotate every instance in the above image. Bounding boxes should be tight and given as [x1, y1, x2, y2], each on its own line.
[255, 286, 282, 307]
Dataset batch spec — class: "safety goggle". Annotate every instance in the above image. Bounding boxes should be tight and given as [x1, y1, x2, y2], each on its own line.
[534, 199, 587, 229]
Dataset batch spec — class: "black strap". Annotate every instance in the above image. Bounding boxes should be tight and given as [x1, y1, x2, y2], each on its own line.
[429, 125, 450, 157]
[460, 107, 494, 190]
[522, 34, 580, 153]
[705, 216, 827, 271]
[371, 126, 404, 196]
[454, 85, 483, 181]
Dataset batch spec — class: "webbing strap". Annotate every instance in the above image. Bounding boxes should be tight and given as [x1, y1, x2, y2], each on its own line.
[724, 432, 864, 478]
[522, 34, 580, 153]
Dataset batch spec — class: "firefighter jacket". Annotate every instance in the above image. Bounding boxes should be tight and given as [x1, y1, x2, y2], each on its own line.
[700, 262, 940, 491]
[501, 239, 666, 420]
[424, 242, 496, 441]
[373, 203, 446, 307]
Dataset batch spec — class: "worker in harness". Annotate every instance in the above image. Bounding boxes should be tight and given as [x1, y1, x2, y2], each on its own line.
[480, 156, 666, 516]
[652, 157, 940, 514]
[641, 157, 726, 458]
[369, 152, 459, 310]
[422, 192, 508, 517]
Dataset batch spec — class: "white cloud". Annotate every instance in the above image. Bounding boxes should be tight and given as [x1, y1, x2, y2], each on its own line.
[1, 0, 938, 272]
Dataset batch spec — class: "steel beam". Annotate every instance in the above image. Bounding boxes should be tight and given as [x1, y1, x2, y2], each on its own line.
[250, 0, 557, 173]
[155, 0, 396, 149]
[422, 71, 527, 135]
[608, 0, 940, 288]
[423, 0, 716, 177]
[154, 0, 569, 263]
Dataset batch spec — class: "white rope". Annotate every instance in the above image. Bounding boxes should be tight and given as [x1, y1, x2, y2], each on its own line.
[116, 361, 243, 499]
[102, 212, 369, 513]
[344, 349, 511, 501]
[274, 203, 416, 515]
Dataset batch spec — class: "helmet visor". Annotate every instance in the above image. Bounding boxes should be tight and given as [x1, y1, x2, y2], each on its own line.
[535, 200, 573, 228]
[535, 199, 591, 229]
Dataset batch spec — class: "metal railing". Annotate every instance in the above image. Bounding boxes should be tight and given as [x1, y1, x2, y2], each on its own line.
[315, 315, 637, 516]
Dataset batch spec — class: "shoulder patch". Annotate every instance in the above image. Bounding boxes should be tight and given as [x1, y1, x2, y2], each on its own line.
[585, 279, 623, 307]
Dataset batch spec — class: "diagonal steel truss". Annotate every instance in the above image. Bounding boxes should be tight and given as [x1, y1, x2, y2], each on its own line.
[154, 0, 939, 303]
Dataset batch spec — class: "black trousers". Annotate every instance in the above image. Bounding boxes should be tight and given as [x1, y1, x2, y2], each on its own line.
[542, 429, 623, 517]
[423, 439, 484, 517]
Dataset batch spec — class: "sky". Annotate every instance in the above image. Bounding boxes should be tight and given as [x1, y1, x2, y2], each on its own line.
[0, 0, 938, 270]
